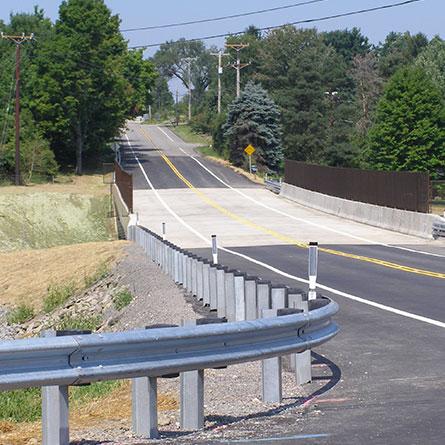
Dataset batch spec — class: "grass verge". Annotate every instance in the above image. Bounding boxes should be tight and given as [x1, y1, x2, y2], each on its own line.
[6, 303, 35, 325]
[170, 124, 210, 145]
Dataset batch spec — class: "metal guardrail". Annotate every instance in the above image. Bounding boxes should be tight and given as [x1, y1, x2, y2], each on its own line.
[0, 223, 338, 443]
[432, 221, 445, 238]
[264, 177, 282, 194]
[0, 303, 337, 391]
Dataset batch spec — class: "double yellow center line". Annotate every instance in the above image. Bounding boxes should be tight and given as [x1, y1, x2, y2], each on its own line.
[139, 127, 445, 280]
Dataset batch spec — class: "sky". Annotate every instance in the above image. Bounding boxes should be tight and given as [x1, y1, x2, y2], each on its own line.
[0, 0, 443, 96]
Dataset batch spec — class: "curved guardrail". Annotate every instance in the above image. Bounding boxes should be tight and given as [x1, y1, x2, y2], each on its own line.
[0, 300, 338, 391]
[0, 222, 339, 443]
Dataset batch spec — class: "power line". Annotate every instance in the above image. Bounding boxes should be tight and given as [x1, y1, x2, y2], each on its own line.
[128, 0, 422, 49]
[121, 0, 328, 32]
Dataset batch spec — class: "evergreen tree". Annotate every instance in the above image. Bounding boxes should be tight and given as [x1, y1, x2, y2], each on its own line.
[223, 82, 282, 171]
[365, 67, 445, 177]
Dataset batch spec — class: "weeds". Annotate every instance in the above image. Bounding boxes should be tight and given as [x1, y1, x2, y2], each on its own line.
[84, 262, 109, 288]
[6, 303, 34, 325]
[44, 314, 103, 332]
[0, 381, 123, 423]
[43, 283, 77, 313]
[113, 288, 134, 311]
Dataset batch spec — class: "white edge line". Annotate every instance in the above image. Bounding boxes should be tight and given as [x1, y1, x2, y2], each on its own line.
[187, 152, 445, 259]
[126, 134, 445, 330]
[157, 126, 175, 142]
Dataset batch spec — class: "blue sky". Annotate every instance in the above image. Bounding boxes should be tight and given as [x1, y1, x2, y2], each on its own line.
[1, 1, 443, 97]
[1, 0, 443, 55]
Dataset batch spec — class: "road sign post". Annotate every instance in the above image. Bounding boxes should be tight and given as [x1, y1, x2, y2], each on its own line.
[244, 145, 256, 174]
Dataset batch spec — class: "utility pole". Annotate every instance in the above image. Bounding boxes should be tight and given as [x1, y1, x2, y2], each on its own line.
[175, 86, 179, 126]
[181, 57, 197, 120]
[1, 32, 33, 186]
[225, 44, 250, 97]
[210, 51, 229, 113]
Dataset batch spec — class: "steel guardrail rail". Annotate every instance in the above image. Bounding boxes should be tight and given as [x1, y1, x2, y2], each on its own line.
[432, 221, 445, 239]
[264, 178, 281, 194]
[0, 300, 338, 391]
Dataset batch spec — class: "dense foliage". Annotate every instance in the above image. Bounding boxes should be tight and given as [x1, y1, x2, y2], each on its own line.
[0, 1, 157, 178]
[1, 3, 443, 179]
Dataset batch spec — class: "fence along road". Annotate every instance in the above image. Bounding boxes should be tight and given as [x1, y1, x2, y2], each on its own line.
[122, 123, 445, 443]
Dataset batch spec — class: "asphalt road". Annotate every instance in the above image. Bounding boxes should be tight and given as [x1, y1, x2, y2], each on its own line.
[121, 123, 445, 444]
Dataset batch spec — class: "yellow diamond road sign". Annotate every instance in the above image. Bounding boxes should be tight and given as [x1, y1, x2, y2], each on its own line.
[244, 144, 255, 156]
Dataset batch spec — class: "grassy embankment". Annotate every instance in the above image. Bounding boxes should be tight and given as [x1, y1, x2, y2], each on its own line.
[0, 174, 178, 443]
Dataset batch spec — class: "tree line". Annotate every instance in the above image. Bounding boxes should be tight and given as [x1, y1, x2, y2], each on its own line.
[0, 0, 158, 178]
[154, 26, 445, 178]
[0, 1, 443, 180]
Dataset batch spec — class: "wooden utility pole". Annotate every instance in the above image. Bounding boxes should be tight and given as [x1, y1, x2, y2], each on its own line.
[1, 33, 33, 185]
[225, 44, 250, 97]
[181, 57, 197, 120]
[210, 51, 229, 113]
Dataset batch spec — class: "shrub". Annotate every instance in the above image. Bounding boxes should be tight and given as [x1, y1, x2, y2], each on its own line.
[6, 303, 34, 325]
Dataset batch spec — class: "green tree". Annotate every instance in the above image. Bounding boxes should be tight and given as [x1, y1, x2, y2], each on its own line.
[415, 36, 445, 100]
[365, 67, 445, 177]
[257, 26, 358, 166]
[223, 81, 282, 171]
[123, 49, 158, 116]
[30, 0, 129, 174]
[153, 39, 216, 110]
[323, 27, 371, 64]
[151, 74, 174, 118]
[377, 31, 429, 79]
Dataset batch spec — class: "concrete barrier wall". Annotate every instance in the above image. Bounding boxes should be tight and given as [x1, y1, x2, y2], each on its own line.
[281, 182, 443, 239]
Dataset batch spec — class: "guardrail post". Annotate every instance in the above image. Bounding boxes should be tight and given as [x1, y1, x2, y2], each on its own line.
[260, 309, 282, 403]
[256, 280, 271, 318]
[234, 272, 246, 321]
[191, 256, 198, 297]
[224, 269, 235, 321]
[287, 289, 311, 383]
[41, 330, 73, 445]
[216, 266, 227, 318]
[132, 324, 180, 438]
[132, 375, 158, 438]
[209, 265, 218, 310]
[271, 284, 288, 309]
[196, 258, 204, 301]
[180, 319, 204, 430]
[202, 260, 211, 306]
[185, 254, 193, 293]
[245, 276, 258, 320]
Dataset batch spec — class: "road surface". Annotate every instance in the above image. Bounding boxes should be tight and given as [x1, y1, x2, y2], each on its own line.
[121, 122, 445, 444]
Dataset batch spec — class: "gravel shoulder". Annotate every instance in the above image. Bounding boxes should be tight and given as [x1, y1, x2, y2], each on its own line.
[1, 243, 314, 444]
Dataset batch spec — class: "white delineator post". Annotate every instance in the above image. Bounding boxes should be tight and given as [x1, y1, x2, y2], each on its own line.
[162, 222, 166, 241]
[308, 241, 318, 300]
[211, 234, 218, 264]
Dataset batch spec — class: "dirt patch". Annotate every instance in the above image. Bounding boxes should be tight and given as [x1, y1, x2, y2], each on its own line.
[0, 241, 129, 311]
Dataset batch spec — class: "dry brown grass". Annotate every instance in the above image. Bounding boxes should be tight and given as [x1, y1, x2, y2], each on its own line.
[204, 155, 264, 185]
[0, 241, 130, 311]
[0, 174, 110, 197]
[0, 382, 178, 445]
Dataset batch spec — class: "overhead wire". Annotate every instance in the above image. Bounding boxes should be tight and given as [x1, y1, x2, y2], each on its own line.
[128, 0, 423, 49]
[121, 0, 329, 32]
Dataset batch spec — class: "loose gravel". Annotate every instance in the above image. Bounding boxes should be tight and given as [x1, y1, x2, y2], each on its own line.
[2, 244, 315, 444]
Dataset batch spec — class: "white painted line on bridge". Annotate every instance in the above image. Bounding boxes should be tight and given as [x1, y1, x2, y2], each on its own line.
[126, 134, 445, 330]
